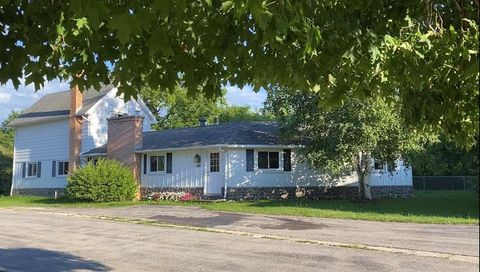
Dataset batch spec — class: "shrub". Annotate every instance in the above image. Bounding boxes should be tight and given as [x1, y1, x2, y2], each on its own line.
[67, 159, 138, 202]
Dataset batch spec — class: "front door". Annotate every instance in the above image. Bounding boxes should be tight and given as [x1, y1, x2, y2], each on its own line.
[206, 152, 223, 195]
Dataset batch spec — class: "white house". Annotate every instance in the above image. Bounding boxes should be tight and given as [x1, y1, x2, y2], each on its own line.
[9, 86, 413, 199]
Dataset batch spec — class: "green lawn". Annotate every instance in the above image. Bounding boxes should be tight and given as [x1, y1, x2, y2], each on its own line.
[1, 191, 478, 224]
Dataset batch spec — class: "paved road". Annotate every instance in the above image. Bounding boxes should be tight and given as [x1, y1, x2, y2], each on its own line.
[40, 205, 479, 257]
[0, 209, 478, 272]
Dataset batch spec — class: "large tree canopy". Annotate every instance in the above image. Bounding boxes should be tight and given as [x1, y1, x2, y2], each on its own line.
[141, 85, 273, 129]
[0, 0, 478, 146]
[141, 86, 226, 129]
[266, 87, 425, 199]
[409, 135, 479, 176]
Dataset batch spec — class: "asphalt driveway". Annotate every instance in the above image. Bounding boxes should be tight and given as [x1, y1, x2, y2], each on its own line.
[1, 208, 478, 272]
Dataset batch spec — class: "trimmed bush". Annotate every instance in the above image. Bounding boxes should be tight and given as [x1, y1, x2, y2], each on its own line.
[67, 159, 137, 202]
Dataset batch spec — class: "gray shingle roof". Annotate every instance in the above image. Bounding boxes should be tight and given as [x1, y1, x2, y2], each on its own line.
[81, 144, 107, 156]
[9, 84, 114, 127]
[139, 121, 282, 151]
[81, 121, 290, 156]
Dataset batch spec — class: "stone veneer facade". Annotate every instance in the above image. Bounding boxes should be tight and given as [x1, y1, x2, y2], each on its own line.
[370, 186, 414, 198]
[139, 185, 413, 200]
[224, 186, 413, 200]
[11, 188, 66, 197]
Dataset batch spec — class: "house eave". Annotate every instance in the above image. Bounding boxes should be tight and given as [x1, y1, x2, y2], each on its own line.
[79, 152, 107, 157]
[8, 115, 69, 127]
[135, 144, 302, 153]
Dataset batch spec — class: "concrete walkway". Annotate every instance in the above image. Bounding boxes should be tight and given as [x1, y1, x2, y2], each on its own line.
[17, 205, 479, 257]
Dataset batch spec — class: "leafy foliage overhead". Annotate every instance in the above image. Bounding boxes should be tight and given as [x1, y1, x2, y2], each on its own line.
[0, 0, 478, 146]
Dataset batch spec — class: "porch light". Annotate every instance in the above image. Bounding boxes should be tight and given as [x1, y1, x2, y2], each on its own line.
[193, 154, 201, 167]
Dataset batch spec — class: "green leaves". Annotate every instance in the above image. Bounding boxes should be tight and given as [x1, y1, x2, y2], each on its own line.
[221, 0, 234, 13]
[266, 88, 423, 187]
[147, 28, 172, 57]
[0, 0, 477, 148]
[108, 13, 140, 44]
[152, 0, 172, 18]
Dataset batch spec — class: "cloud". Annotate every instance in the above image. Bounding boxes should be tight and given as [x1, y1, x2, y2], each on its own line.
[225, 84, 267, 109]
[0, 80, 268, 123]
[0, 79, 70, 122]
[0, 93, 11, 103]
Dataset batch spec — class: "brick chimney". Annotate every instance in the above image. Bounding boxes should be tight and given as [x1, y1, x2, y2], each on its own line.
[107, 115, 144, 185]
[69, 85, 83, 172]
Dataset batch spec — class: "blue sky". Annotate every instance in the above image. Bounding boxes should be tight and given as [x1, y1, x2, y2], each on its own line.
[0, 79, 267, 123]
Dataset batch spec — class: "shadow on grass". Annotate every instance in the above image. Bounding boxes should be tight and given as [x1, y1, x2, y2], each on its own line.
[246, 191, 479, 219]
[0, 248, 109, 271]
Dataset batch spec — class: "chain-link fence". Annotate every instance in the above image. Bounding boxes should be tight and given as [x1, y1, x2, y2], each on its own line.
[413, 176, 479, 191]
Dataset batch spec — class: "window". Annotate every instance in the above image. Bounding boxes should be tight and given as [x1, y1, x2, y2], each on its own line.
[58, 161, 69, 176]
[258, 151, 279, 169]
[150, 155, 165, 172]
[246, 149, 254, 172]
[210, 153, 220, 172]
[27, 162, 39, 178]
[374, 160, 384, 170]
[283, 149, 292, 171]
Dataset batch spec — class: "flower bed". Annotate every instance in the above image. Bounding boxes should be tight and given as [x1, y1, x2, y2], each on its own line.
[146, 192, 197, 202]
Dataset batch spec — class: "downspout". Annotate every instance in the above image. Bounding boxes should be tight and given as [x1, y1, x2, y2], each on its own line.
[224, 149, 229, 199]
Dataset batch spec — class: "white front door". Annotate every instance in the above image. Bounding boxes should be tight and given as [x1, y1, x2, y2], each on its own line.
[206, 152, 223, 195]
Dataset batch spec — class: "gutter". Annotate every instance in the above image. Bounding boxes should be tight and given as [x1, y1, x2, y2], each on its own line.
[135, 144, 302, 153]
[79, 153, 107, 157]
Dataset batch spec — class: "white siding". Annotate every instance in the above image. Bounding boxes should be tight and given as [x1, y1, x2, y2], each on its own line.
[81, 89, 153, 153]
[141, 150, 208, 188]
[368, 160, 412, 186]
[226, 148, 412, 188]
[140, 147, 412, 190]
[226, 148, 334, 188]
[12, 119, 69, 189]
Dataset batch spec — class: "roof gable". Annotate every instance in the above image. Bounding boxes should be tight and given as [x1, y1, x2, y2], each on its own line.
[9, 84, 114, 126]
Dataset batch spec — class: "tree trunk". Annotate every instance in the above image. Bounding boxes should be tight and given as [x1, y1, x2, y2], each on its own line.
[357, 152, 372, 200]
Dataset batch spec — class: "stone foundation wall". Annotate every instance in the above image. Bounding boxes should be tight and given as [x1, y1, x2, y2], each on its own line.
[224, 186, 359, 201]
[140, 187, 205, 199]
[224, 186, 414, 200]
[11, 186, 413, 200]
[11, 188, 66, 197]
[371, 186, 413, 199]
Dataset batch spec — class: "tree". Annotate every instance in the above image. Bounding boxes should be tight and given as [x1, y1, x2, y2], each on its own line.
[0, 1, 477, 147]
[0, 111, 20, 195]
[142, 85, 274, 129]
[218, 105, 274, 123]
[409, 135, 479, 176]
[266, 88, 425, 199]
[141, 86, 226, 129]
